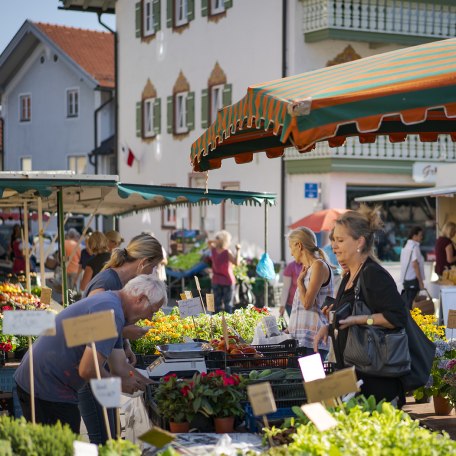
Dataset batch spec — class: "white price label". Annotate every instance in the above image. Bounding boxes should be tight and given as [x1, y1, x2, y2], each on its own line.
[177, 298, 204, 318]
[90, 378, 122, 408]
[299, 354, 326, 382]
[301, 403, 338, 432]
[2, 310, 56, 336]
[73, 440, 98, 455]
[247, 382, 277, 416]
[206, 294, 215, 312]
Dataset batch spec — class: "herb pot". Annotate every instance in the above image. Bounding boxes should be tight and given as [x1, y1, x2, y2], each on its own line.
[169, 421, 190, 433]
[214, 416, 235, 434]
[433, 396, 454, 416]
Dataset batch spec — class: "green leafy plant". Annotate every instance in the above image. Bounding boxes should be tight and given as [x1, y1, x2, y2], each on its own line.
[98, 438, 141, 456]
[154, 374, 196, 424]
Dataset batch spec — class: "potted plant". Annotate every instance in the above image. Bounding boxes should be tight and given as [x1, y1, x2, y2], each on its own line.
[421, 339, 456, 415]
[193, 370, 246, 433]
[154, 374, 195, 432]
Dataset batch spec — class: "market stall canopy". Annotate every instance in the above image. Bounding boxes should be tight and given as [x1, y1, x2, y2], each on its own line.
[191, 38, 456, 172]
[0, 172, 276, 216]
[289, 208, 347, 232]
[355, 185, 456, 202]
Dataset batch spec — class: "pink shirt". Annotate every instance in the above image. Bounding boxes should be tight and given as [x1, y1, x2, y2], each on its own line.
[211, 248, 235, 286]
[283, 261, 302, 306]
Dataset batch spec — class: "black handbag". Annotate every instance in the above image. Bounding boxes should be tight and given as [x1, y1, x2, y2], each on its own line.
[343, 275, 411, 378]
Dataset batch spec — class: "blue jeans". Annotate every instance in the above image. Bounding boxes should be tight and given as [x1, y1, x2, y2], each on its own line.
[213, 284, 234, 313]
[78, 382, 116, 445]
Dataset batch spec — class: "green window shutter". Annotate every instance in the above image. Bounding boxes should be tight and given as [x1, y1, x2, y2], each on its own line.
[201, 88, 209, 129]
[153, 98, 161, 135]
[135, 2, 141, 38]
[186, 91, 195, 131]
[167, 96, 173, 134]
[153, 0, 161, 31]
[224, 0, 233, 9]
[136, 101, 142, 137]
[201, 0, 208, 17]
[166, 0, 173, 28]
[223, 83, 232, 107]
[188, 0, 195, 21]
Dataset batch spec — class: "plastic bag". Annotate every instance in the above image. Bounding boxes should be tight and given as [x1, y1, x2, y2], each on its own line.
[256, 253, 275, 280]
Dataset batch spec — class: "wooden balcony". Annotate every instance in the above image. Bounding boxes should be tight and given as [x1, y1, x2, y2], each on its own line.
[301, 0, 456, 45]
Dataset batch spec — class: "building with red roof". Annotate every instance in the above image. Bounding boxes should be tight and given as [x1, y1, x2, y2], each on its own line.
[0, 20, 115, 175]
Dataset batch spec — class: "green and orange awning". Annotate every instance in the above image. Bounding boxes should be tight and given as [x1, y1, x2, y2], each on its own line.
[191, 38, 456, 172]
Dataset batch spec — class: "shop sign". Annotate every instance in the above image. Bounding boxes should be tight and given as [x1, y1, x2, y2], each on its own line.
[412, 162, 437, 183]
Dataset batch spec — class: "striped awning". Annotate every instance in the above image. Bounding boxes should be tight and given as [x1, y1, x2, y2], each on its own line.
[191, 38, 456, 172]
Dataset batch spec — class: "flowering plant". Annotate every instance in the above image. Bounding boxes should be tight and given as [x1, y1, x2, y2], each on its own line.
[193, 370, 246, 418]
[154, 374, 196, 423]
[411, 308, 445, 341]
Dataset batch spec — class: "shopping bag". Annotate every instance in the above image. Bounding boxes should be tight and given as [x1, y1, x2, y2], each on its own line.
[256, 253, 275, 280]
[121, 394, 152, 447]
[412, 289, 434, 315]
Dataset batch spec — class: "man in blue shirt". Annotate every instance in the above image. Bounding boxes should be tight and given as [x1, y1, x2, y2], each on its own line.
[14, 274, 167, 433]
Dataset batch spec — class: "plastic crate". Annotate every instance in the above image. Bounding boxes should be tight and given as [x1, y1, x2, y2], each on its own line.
[134, 354, 159, 370]
[144, 384, 168, 429]
[244, 404, 294, 432]
[252, 339, 298, 352]
[0, 367, 16, 393]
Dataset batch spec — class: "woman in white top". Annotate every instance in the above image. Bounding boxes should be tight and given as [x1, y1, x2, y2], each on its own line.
[400, 226, 425, 309]
[287, 227, 334, 360]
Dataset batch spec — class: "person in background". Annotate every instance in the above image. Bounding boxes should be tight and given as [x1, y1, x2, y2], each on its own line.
[279, 260, 301, 318]
[9, 224, 21, 261]
[105, 230, 124, 252]
[208, 230, 241, 313]
[79, 233, 164, 444]
[314, 205, 408, 408]
[14, 275, 166, 435]
[400, 226, 425, 309]
[287, 227, 333, 359]
[79, 232, 111, 292]
[78, 228, 94, 279]
[64, 228, 81, 289]
[435, 221, 456, 278]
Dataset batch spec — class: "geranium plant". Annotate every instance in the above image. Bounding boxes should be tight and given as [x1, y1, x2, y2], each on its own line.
[192, 370, 246, 418]
[154, 374, 196, 424]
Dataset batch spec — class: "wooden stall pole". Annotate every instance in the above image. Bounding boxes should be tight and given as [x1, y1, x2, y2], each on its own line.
[57, 189, 68, 307]
[264, 203, 268, 308]
[23, 202, 31, 292]
[37, 197, 46, 287]
[28, 335, 35, 424]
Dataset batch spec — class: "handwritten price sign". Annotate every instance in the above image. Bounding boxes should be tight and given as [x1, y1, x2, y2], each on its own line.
[177, 298, 204, 318]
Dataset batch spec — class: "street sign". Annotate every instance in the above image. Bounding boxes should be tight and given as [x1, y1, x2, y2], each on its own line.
[304, 183, 319, 199]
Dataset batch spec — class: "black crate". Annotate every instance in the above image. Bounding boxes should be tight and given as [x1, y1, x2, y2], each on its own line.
[134, 354, 159, 370]
[252, 339, 298, 352]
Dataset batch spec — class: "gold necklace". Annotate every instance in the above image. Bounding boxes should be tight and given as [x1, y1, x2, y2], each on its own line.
[345, 262, 364, 290]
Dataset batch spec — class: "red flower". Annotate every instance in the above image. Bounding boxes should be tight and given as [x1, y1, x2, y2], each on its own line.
[163, 373, 177, 382]
[214, 369, 226, 377]
[222, 376, 235, 387]
[201, 372, 207, 377]
[1, 306, 13, 311]
[180, 385, 191, 397]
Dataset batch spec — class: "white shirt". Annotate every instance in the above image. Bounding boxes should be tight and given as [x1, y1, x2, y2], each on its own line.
[400, 239, 425, 282]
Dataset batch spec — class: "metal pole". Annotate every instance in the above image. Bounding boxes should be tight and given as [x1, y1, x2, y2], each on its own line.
[37, 197, 46, 287]
[264, 203, 268, 308]
[58, 189, 68, 307]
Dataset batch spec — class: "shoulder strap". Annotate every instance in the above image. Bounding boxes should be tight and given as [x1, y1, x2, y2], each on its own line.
[354, 268, 374, 313]
[404, 245, 414, 278]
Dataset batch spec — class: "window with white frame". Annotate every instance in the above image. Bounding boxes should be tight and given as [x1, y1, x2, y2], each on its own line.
[19, 94, 31, 122]
[68, 155, 87, 174]
[210, 0, 225, 15]
[21, 157, 32, 171]
[175, 0, 188, 27]
[175, 92, 188, 134]
[143, 0, 154, 36]
[211, 84, 223, 123]
[143, 98, 156, 137]
[66, 89, 79, 118]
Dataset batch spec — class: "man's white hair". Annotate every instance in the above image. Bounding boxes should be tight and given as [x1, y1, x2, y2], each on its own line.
[124, 274, 168, 307]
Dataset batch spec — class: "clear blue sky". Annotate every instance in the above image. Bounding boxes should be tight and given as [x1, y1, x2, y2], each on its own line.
[0, 0, 116, 54]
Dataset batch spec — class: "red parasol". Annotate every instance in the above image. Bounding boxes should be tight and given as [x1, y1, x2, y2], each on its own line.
[289, 208, 348, 233]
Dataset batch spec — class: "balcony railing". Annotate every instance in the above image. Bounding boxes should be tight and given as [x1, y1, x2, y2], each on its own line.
[302, 0, 456, 42]
[284, 135, 456, 161]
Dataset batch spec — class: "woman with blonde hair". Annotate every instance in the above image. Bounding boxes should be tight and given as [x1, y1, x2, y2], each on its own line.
[208, 230, 241, 313]
[287, 226, 333, 359]
[435, 221, 456, 277]
[314, 205, 408, 407]
[79, 233, 164, 444]
[79, 232, 111, 292]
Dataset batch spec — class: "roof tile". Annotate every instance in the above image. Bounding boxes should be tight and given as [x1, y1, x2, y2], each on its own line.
[34, 22, 114, 88]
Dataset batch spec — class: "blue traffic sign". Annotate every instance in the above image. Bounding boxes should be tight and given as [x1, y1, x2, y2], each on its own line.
[304, 183, 319, 199]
